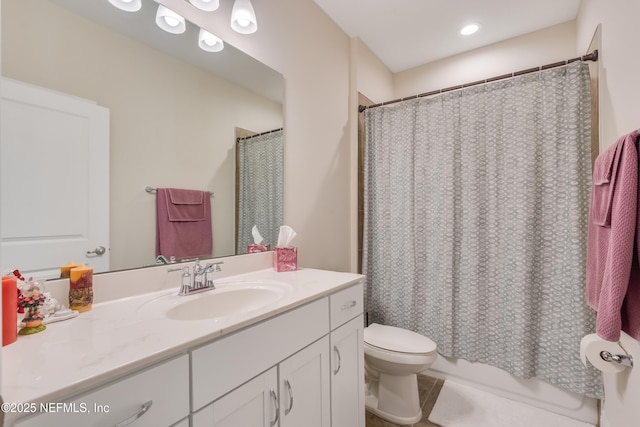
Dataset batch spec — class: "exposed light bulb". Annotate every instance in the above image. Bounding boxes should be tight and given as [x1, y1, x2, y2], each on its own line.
[155, 5, 186, 34]
[189, 0, 220, 12]
[231, 0, 257, 34]
[198, 28, 224, 53]
[108, 0, 141, 12]
[163, 16, 180, 27]
[237, 19, 251, 28]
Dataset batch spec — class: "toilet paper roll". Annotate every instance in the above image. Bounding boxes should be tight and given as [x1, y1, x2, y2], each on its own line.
[580, 334, 627, 373]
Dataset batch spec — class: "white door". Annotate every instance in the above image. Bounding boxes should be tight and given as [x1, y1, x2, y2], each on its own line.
[1, 78, 109, 279]
[279, 336, 331, 427]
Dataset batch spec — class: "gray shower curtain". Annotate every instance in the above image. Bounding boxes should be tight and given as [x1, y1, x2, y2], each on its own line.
[363, 61, 602, 397]
[236, 129, 284, 254]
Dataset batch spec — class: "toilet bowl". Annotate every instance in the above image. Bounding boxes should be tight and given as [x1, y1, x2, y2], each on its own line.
[364, 323, 437, 425]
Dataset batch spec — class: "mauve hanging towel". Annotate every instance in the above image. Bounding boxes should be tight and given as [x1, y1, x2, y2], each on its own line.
[586, 130, 640, 341]
[156, 187, 213, 260]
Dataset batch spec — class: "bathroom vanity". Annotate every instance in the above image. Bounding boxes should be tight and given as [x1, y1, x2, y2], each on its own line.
[2, 263, 365, 427]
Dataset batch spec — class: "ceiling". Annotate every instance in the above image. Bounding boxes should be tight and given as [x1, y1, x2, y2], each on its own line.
[313, 0, 582, 73]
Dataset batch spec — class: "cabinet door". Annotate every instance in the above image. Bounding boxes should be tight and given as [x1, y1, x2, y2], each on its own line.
[331, 314, 365, 427]
[279, 336, 330, 427]
[192, 367, 278, 427]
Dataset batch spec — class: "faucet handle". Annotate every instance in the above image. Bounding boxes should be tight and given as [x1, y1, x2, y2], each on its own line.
[203, 261, 223, 287]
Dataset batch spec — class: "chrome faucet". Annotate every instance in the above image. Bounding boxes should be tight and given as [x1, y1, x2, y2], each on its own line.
[168, 260, 224, 296]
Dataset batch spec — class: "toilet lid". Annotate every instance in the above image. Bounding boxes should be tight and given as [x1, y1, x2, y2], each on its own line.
[364, 323, 436, 354]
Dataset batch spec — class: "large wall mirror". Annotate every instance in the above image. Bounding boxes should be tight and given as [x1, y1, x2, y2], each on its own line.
[1, 0, 284, 278]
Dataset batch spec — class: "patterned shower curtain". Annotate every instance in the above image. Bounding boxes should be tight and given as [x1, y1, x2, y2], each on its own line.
[363, 62, 602, 398]
[236, 129, 284, 254]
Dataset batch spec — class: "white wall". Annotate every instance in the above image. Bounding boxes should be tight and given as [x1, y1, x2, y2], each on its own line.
[2, 0, 283, 270]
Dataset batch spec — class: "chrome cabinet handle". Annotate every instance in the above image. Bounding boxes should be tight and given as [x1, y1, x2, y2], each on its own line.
[270, 388, 279, 427]
[112, 400, 153, 427]
[341, 300, 357, 310]
[333, 345, 342, 375]
[284, 379, 294, 415]
[86, 246, 106, 256]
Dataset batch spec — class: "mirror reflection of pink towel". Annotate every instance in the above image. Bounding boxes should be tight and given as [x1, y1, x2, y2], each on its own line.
[156, 188, 212, 259]
[167, 188, 206, 221]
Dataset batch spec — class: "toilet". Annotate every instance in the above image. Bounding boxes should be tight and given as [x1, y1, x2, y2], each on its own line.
[364, 323, 438, 425]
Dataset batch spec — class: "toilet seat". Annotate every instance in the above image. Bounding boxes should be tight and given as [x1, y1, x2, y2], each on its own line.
[364, 323, 437, 355]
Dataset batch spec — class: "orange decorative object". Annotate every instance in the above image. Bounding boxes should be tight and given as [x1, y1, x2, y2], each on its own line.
[69, 264, 93, 312]
[2, 276, 18, 346]
[60, 260, 79, 279]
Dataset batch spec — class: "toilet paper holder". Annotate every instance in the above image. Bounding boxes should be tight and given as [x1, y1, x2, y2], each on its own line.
[600, 351, 634, 368]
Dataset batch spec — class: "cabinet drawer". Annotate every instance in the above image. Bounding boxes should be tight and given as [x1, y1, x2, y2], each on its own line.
[330, 282, 364, 330]
[13, 355, 190, 427]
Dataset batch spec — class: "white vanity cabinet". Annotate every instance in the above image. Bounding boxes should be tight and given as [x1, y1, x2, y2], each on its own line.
[13, 354, 190, 427]
[193, 336, 330, 427]
[277, 336, 331, 427]
[7, 276, 364, 427]
[192, 281, 363, 427]
[329, 285, 365, 427]
[192, 367, 278, 427]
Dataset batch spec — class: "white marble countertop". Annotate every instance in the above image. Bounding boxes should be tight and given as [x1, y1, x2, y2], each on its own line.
[1, 267, 364, 420]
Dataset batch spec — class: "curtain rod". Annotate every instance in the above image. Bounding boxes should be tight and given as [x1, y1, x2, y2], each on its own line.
[359, 50, 599, 113]
[236, 127, 283, 143]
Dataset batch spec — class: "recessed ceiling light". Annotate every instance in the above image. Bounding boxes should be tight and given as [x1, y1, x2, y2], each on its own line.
[460, 23, 480, 36]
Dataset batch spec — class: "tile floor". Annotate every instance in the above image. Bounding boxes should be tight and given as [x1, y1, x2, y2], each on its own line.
[365, 374, 444, 427]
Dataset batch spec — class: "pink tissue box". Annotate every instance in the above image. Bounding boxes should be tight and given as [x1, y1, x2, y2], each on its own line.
[248, 244, 270, 253]
[273, 246, 297, 272]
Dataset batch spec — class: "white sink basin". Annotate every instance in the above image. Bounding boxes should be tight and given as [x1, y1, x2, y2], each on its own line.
[137, 280, 293, 321]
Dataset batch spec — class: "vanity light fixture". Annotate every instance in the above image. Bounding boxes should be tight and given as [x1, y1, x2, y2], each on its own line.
[156, 4, 186, 34]
[108, 0, 142, 12]
[230, 0, 257, 34]
[189, 0, 220, 12]
[198, 28, 224, 52]
[459, 23, 480, 36]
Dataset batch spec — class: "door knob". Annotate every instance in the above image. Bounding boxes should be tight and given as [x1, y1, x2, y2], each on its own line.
[86, 246, 106, 256]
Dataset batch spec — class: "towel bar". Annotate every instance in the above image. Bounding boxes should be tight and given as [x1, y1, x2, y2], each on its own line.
[145, 186, 214, 197]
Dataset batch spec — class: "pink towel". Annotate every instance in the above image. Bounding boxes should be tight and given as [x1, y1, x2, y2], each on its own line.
[167, 188, 206, 221]
[156, 188, 213, 260]
[586, 130, 640, 341]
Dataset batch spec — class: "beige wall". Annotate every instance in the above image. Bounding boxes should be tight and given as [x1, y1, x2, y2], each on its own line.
[2, 0, 283, 270]
[576, 2, 640, 426]
[394, 21, 578, 98]
[577, 0, 640, 152]
[354, 39, 394, 104]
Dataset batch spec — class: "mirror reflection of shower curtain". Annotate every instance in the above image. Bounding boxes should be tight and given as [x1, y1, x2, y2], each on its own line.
[236, 129, 284, 254]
